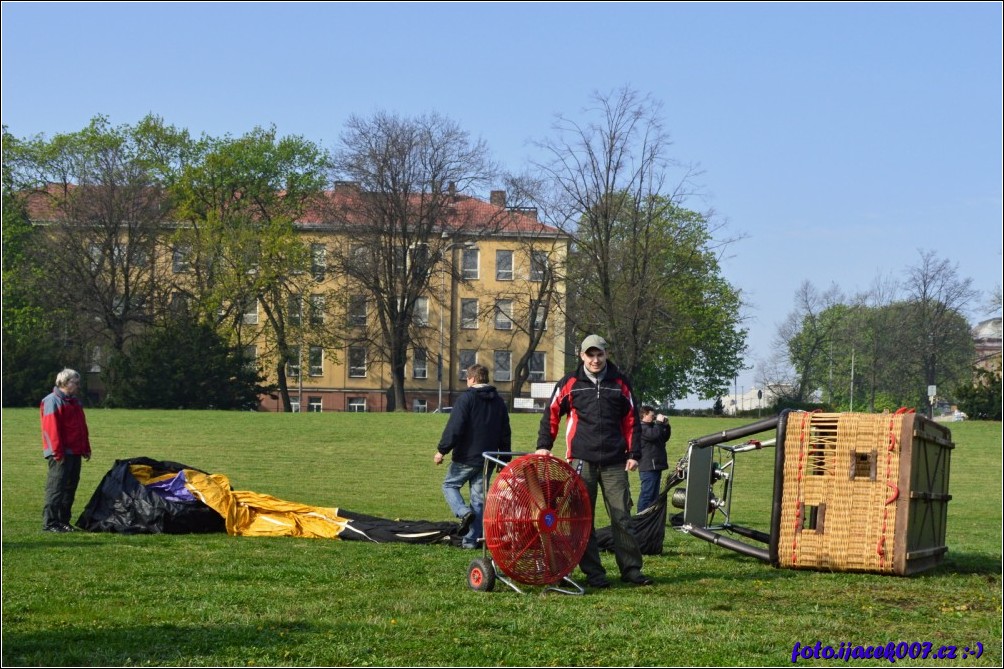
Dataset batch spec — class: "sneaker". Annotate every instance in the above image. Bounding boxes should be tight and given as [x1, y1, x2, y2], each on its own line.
[59, 523, 77, 532]
[457, 511, 475, 536]
[460, 542, 478, 549]
[586, 575, 611, 589]
[620, 571, 654, 586]
[42, 525, 69, 533]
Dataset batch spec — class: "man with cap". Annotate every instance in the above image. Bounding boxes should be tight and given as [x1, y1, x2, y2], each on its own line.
[535, 334, 653, 588]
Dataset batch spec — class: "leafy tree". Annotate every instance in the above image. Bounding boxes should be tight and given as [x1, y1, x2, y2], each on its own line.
[955, 366, 1002, 420]
[533, 88, 746, 402]
[6, 115, 192, 403]
[329, 111, 501, 411]
[1, 135, 65, 405]
[106, 318, 270, 409]
[171, 126, 333, 411]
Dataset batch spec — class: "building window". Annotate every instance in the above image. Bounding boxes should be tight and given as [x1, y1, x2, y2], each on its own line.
[532, 308, 547, 331]
[413, 348, 428, 379]
[347, 397, 367, 413]
[496, 250, 513, 281]
[172, 244, 191, 273]
[458, 349, 477, 380]
[462, 247, 479, 280]
[529, 351, 546, 382]
[309, 346, 323, 376]
[495, 300, 513, 330]
[530, 250, 548, 281]
[309, 294, 325, 326]
[243, 297, 259, 325]
[348, 347, 367, 377]
[243, 345, 257, 373]
[413, 398, 428, 413]
[286, 346, 300, 378]
[170, 292, 188, 314]
[494, 350, 512, 382]
[349, 295, 367, 327]
[311, 243, 327, 281]
[288, 294, 302, 326]
[290, 399, 301, 413]
[461, 299, 479, 329]
[308, 396, 323, 413]
[414, 296, 429, 326]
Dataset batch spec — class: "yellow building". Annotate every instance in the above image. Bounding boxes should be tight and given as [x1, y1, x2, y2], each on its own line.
[253, 189, 570, 412]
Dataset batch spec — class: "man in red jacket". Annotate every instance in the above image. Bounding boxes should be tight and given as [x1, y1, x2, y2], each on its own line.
[536, 335, 653, 588]
[40, 368, 92, 532]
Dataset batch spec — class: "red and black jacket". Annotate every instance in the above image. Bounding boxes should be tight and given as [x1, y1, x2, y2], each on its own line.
[536, 361, 641, 465]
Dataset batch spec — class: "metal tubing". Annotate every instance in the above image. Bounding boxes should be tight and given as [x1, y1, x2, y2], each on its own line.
[689, 415, 781, 449]
[685, 524, 771, 562]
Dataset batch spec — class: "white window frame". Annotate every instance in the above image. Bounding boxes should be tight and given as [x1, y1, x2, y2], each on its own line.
[349, 295, 367, 326]
[243, 297, 259, 325]
[347, 397, 367, 413]
[529, 351, 546, 382]
[286, 346, 301, 378]
[530, 250, 548, 282]
[413, 348, 428, 379]
[311, 243, 327, 281]
[308, 396, 323, 413]
[462, 247, 480, 280]
[414, 296, 430, 326]
[308, 346, 323, 376]
[461, 298, 479, 329]
[348, 346, 367, 377]
[288, 294, 302, 327]
[495, 300, 513, 330]
[413, 398, 428, 413]
[458, 349, 477, 380]
[494, 350, 512, 382]
[309, 294, 326, 326]
[495, 250, 513, 281]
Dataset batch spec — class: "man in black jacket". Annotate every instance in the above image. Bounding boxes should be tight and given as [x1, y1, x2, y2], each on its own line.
[434, 363, 511, 548]
[536, 335, 653, 588]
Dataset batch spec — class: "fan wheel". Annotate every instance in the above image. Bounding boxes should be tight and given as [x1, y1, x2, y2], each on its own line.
[467, 557, 496, 592]
[483, 454, 592, 586]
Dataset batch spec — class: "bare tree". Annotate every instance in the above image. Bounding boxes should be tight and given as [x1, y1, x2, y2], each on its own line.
[904, 249, 979, 413]
[328, 111, 503, 411]
[533, 87, 745, 399]
[769, 281, 846, 403]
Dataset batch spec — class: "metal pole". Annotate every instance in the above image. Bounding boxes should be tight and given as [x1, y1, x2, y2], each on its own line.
[438, 259, 445, 411]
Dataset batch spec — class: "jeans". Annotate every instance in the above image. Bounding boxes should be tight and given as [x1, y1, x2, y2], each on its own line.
[43, 454, 82, 529]
[637, 470, 663, 513]
[442, 461, 484, 547]
[573, 459, 643, 581]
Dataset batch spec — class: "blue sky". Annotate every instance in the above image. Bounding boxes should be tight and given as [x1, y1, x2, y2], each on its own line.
[3, 2, 1001, 406]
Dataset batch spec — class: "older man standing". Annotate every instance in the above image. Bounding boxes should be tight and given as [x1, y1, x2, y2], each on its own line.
[40, 368, 92, 533]
[536, 335, 653, 588]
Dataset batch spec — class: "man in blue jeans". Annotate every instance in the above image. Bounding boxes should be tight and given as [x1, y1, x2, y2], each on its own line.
[433, 363, 511, 548]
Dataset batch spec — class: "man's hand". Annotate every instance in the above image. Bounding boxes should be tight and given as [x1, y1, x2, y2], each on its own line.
[534, 448, 552, 456]
[625, 458, 639, 472]
[433, 452, 444, 465]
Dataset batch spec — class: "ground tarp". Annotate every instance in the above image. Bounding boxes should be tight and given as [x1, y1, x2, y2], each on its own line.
[77, 457, 461, 544]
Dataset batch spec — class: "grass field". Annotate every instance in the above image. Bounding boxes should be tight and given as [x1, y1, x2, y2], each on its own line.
[2, 409, 1001, 666]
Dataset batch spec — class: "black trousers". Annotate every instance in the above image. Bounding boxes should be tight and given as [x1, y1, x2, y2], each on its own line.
[43, 455, 82, 529]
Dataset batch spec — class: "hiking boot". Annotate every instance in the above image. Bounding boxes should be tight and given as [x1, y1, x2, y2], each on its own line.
[457, 511, 475, 535]
[621, 571, 654, 586]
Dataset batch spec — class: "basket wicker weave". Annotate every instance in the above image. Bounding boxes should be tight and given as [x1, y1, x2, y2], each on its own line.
[775, 410, 952, 575]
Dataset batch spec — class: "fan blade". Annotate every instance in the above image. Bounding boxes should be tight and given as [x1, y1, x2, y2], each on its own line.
[521, 459, 547, 509]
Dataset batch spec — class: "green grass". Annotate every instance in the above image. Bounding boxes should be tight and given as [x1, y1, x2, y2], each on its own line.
[2, 409, 1001, 666]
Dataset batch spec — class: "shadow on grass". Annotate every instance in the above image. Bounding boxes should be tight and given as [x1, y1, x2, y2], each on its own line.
[1, 620, 337, 666]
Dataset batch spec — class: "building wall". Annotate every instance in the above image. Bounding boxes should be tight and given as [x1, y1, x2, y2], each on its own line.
[249, 230, 569, 412]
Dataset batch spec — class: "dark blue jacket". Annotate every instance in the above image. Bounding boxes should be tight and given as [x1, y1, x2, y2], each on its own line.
[437, 385, 511, 467]
[639, 420, 670, 471]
